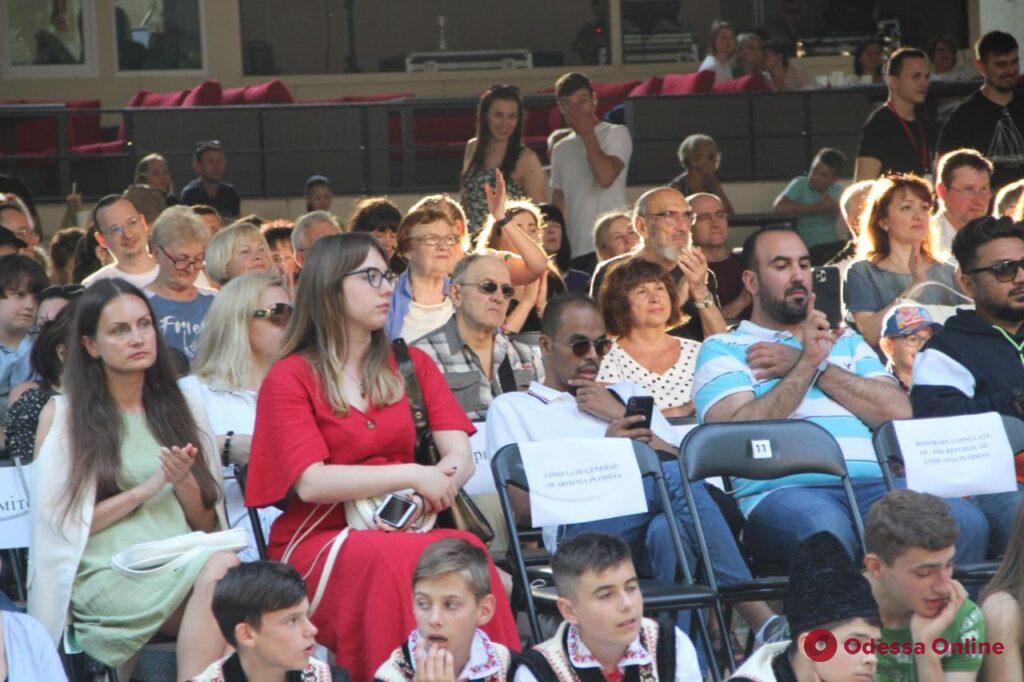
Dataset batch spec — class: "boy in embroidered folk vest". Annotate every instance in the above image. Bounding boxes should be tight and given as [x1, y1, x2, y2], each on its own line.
[191, 561, 336, 681]
[512, 533, 701, 682]
[374, 538, 513, 682]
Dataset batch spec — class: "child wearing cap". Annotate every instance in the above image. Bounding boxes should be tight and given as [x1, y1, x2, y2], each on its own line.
[512, 533, 701, 682]
[730, 531, 881, 682]
[374, 538, 512, 681]
[879, 304, 942, 390]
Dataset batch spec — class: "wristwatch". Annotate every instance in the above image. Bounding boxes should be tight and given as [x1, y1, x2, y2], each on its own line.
[694, 295, 715, 310]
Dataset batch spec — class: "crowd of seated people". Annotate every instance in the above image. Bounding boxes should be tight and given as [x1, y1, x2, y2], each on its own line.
[2, 26, 1024, 682]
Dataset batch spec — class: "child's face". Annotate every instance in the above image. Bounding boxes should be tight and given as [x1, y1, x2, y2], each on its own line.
[558, 560, 643, 651]
[802, 618, 880, 682]
[809, 160, 838, 192]
[868, 545, 956, 618]
[413, 573, 495, 664]
[243, 597, 318, 672]
[0, 286, 37, 336]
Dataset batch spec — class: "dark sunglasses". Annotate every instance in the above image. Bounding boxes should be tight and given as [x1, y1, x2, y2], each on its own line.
[966, 258, 1024, 283]
[461, 280, 515, 300]
[566, 337, 613, 358]
[39, 284, 84, 301]
[253, 302, 293, 327]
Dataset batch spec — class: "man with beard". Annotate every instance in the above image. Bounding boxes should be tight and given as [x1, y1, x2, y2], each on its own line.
[938, 31, 1024, 190]
[485, 293, 787, 658]
[590, 187, 727, 341]
[691, 226, 988, 568]
[912, 216, 1024, 555]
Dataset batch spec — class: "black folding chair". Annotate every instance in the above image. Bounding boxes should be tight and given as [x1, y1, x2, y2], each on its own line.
[678, 420, 868, 605]
[871, 415, 1024, 585]
[233, 462, 269, 561]
[492, 439, 729, 680]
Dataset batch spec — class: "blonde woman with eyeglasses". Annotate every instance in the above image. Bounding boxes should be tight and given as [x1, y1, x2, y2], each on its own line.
[144, 205, 214, 362]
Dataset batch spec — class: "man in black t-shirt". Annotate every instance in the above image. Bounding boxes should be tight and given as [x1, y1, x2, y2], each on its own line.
[180, 140, 242, 218]
[938, 31, 1024, 190]
[855, 47, 936, 181]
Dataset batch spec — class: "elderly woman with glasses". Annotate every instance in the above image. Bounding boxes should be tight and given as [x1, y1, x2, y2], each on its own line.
[596, 258, 701, 417]
[179, 273, 291, 560]
[205, 221, 273, 287]
[144, 206, 215, 362]
[386, 207, 461, 341]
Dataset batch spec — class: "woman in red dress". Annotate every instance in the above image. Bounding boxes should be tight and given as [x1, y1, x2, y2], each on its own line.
[245, 232, 520, 680]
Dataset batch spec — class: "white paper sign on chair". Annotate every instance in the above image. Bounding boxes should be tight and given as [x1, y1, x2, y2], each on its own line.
[0, 460, 32, 550]
[520, 438, 648, 527]
[894, 412, 1017, 498]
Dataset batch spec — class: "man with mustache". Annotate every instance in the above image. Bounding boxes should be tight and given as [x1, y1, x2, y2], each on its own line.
[692, 226, 988, 568]
[486, 293, 786, 661]
[590, 187, 727, 341]
[912, 216, 1024, 556]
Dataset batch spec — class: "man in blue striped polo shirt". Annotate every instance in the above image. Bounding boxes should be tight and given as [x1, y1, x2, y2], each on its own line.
[692, 226, 988, 567]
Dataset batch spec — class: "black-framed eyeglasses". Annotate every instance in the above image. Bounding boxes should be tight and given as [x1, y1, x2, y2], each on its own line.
[460, 280, 515, 300]
[253, 303, 293, 327]
[565, 336, 613, 358]
[158, 246, 205, 272]
[966, 258, 1024, 283]
[39, 284, 84, 301]
[344, 267, 398, 289]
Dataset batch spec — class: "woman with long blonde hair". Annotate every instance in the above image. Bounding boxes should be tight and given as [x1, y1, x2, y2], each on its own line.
[244, 232, 519, 679]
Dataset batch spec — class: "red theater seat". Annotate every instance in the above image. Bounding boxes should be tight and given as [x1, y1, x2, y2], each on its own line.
[712, 74, 772, 93]
[660, 71, 716, 96]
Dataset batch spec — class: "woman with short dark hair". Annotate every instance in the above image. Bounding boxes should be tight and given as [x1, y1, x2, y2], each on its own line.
[596, 258, 701, 417]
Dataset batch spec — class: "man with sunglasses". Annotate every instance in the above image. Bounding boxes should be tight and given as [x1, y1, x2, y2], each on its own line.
[486, 293, 786, 658]
[912, 215, 1024, 555]
[590, 187, 727, 342]
[412, 254, 537, 421]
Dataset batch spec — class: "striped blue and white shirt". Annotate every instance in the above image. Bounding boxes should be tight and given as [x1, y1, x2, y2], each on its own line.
[692, 320, 892, 513]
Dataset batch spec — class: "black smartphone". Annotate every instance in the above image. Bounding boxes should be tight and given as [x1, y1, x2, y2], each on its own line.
[812, 266, 842, 329]
[377, 494, 418, 529]
[624, 396, 655, 431]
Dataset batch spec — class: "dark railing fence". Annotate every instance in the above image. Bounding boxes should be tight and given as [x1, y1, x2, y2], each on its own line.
[0, 82, 977, 202]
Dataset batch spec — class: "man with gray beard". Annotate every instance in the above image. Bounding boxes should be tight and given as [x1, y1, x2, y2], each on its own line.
[690, 225, 989, 568]
[589, 187, 727, 341]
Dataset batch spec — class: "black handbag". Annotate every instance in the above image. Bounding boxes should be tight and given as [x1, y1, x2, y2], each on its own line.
[392, 339, 496, 545]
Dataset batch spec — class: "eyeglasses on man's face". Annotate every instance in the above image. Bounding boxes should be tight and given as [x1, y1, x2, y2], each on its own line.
[460, 280, 515, 300]
[966, 258, 1024, 283]
[102, 214, 144, 238]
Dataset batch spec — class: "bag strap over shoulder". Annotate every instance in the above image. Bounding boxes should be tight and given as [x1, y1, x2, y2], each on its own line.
[393, 339, 428, 431]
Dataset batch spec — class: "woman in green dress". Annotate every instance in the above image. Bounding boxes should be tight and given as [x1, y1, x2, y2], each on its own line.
[28, 278, 238, 681]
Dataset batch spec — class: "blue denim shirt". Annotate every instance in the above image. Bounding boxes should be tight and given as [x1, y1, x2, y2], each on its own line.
[385, 270, 451, 340]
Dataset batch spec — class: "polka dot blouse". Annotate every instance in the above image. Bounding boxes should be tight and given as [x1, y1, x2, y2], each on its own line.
[596, 338, 702, 410]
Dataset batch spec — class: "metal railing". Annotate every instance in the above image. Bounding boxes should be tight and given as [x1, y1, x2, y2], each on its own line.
[0, 81, 979, 202]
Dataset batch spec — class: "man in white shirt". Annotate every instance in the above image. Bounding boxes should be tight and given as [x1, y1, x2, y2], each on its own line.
[550, 72, 632, 260]
[933, 148, 994, 258]
[82, 194, 160, 288]
[485, 292, 783, 653]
